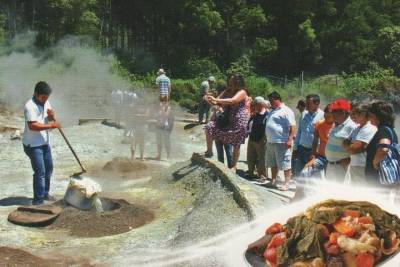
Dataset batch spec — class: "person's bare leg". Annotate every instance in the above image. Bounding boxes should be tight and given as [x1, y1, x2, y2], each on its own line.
[231, 146, 240, 171]
[139, 139, 145, 161]
[156, 131, 162, 160]
[271, 167, 278, 184]
[130, 138, 136, 162]
[282, 169, 292, 190]
[205, 130, 213, 155]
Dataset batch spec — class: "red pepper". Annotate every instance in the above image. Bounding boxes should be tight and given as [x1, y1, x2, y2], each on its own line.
[324, 241, 340, 255]
[266, 223, 283, 235]
[333, 219, 356, 237]
[355, 253, 374, 267]
[343, 209, 361, 218]
[329, 232, 340, 244]
[267, 232, 286, 249]
[358, 216, 373, 225]
[264, 247, 277, 266]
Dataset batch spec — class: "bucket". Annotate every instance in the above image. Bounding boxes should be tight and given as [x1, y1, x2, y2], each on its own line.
[64, 186, 99, 211]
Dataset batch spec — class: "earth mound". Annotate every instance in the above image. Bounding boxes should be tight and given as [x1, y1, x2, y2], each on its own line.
[102, 157, 148, 172]
[0, 247, 91, 266]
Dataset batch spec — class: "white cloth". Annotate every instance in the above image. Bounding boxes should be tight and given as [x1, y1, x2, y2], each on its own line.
[22, 98, 52, 147]
[349, 122, 377, 166]
[265, 103, 296, 143]
[68, 177, 102, 198]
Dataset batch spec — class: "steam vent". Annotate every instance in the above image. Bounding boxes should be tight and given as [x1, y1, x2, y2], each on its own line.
[0, 108, 291, 265]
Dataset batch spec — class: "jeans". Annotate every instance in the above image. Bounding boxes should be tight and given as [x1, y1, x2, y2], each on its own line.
[294, 145, 313, 177]
[215, 140, 233, 168]
[23, 144, 53, 204]
[300, 155, 328, 178]
[198, 99, 210, 123]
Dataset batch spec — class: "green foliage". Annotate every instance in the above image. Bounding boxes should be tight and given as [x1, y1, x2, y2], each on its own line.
[342, 64, 399, 100]
[227, 55, 254, 77]
[76, 11, 100, 37]
[1, 0, 400, 78]
[193, 2, 224, 36]
[184, 58, 221, 79]
[298, 19, 316, 47]
[250, 37, 278, 71]
[170, 79, 200, 112]
[377, 26, 400, 75]
[232, 6, 267, 33]
[0, 14, 5, 45]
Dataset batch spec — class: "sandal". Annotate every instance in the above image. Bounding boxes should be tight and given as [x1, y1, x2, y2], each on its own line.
[203, 151, 213, 158]
[280, 184, 290, 191]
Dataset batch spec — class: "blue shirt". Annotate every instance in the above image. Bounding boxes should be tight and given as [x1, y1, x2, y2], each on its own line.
[325, 117, 358, 162]
[156, 74, 170, 96]
[294, 109, 325, 149]
[265, 104, 296, 143]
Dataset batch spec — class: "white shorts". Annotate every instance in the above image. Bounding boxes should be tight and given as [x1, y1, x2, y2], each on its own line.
[265, 143, 292, 171]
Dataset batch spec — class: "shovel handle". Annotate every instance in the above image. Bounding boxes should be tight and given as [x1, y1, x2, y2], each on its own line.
[58, 127, 86, 173]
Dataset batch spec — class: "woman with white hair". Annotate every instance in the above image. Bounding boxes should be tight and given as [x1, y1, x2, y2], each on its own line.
[247, 97, 270, 182]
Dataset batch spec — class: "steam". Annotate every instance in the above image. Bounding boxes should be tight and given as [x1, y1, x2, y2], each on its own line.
[0, 32, 131, 125]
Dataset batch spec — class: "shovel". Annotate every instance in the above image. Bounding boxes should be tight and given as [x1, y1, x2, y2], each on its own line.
[58, 127, 87, 177]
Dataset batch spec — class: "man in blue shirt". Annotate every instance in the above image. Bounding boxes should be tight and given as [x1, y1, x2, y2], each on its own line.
[293, 94, 324, 177]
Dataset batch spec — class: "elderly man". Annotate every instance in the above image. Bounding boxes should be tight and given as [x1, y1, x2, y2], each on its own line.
[23, 81, 60, 205]
[155, 68, 171, 102]
[198, 76, 216, 124]
[265, 91, 296, 190]
[293, 94, 324, 177]
[247, 97, 270, 183]
[325, 98, 357, 182]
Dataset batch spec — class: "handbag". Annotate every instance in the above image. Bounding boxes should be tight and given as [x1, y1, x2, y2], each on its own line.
[215, 108, 230, 130]
[378, 126, 400, 185]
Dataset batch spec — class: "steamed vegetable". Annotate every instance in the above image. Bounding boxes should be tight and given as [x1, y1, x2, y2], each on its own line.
[252, 200, 400, 267]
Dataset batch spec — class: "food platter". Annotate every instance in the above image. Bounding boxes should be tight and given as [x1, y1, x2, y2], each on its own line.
[244, 248, 400, 267]
[244, 199, 400, 267]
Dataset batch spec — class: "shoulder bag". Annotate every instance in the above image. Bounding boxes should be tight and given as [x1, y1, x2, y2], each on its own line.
[378, 126, 400, 185]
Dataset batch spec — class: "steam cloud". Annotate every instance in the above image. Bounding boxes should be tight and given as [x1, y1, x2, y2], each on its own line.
[0, 32, 131, 125]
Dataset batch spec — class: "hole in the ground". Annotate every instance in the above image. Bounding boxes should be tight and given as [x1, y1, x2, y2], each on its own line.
[48, 198, 155, 237]
[99, 198, 121, 211]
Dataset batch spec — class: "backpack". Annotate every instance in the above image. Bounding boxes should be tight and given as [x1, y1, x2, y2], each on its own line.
[378, 126, 400, 185]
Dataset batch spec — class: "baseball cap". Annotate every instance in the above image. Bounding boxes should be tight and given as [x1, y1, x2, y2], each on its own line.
[208, 76, 216, 82]
[330, 98, 351, 112]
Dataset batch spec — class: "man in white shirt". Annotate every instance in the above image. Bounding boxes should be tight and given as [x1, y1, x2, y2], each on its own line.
[22, 81, 60, 205]
[325, 98, 358, 182]
[265, 91, 296, 191]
